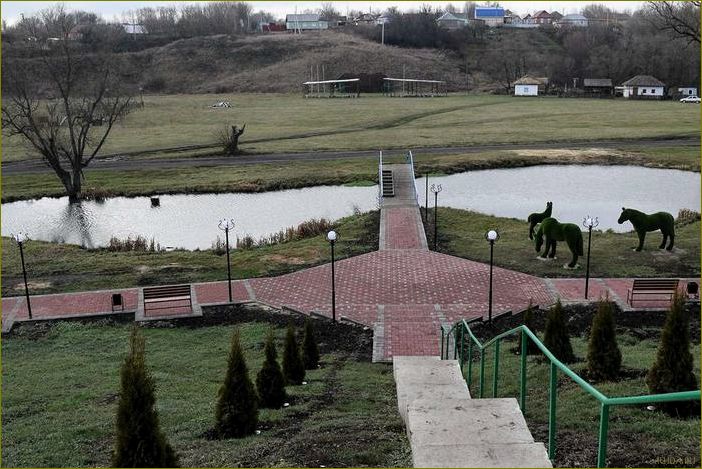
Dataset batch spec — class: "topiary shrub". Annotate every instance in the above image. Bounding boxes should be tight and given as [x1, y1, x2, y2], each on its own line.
[112, 326, 179, 467]
[587, 298, 622, 381]
[256, 330, 287, 409]
[543, 300, 576, 364]
[302, 318, 320, 370]
[215, 329, 259, 438]
[518, 301, 540, 355]
[282, 322, 305, 385]
[646, 293, 700, 417]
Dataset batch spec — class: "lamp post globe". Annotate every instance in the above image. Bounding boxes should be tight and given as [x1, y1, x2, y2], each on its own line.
[327, 230, 337, 243]
[485, 229, 499, 323]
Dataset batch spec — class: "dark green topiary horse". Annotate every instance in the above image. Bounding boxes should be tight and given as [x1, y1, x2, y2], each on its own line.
[618, 207, 675, 251]
[528, 201, 553, 240]
[534, 217, 584, 268]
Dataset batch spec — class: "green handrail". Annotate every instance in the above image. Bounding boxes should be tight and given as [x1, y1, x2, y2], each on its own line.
[439, 320, 701, 468]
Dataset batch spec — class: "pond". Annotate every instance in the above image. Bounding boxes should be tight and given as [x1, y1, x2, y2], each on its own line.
[2, 165, 699, 250]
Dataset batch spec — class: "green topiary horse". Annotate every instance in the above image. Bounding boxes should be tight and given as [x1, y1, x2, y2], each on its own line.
[617, 207, 675, 251]
[534, 217, 584, 269]
[528, 201, 553, 240]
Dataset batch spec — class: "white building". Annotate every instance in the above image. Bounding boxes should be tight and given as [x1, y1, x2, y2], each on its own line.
[286, 14, 328, 31]
[512, 76, 548, 96]
[678, 87, 698, 96]
[620, 75, 666, 99]
[557, 13, 589, 27]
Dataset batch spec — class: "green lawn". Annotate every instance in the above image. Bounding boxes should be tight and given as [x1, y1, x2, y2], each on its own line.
[464, 332, 700, 467]
[1, 321, 410, 467]
[3, 94, 699, 161]
[1, 211, 378, 297]
[3, 145, 698, 202]
[427, 208, 700, 278]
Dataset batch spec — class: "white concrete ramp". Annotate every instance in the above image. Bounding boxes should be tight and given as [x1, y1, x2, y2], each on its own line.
[394, 356, 552, 468]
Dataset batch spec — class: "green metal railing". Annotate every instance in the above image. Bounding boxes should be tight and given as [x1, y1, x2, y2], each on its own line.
[440, 320, 701, 468]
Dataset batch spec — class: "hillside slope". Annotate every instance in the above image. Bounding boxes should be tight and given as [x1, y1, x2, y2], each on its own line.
[125, 32, 466, 93]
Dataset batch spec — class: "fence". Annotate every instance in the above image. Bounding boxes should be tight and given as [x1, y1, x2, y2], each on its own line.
[440, 319, 700, 468]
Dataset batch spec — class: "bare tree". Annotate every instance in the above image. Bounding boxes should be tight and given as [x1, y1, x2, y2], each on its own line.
[319, 2, 340, 19]
[646, 1, 700, 44]
[2, 6, 134, 202]
[219, 124, 246, 156]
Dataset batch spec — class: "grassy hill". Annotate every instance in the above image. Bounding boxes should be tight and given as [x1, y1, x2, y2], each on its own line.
[133, 32, 467, 93]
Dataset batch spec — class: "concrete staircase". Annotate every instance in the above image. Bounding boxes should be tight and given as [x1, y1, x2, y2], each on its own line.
[394, 356, 552, 468]
[382, 169, 395, 197]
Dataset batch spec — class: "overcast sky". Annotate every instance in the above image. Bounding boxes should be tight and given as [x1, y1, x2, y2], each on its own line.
[1, 1, 644, 24]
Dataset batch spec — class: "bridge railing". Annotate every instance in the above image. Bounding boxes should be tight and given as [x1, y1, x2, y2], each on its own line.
[407, 150, 418, 203]
[440, 320, 700, 468]
[378, 150, 384, 203]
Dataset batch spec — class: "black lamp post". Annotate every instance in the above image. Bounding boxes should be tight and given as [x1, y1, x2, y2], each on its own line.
[424, 173, 429, 222]
[430, 184, 442, 250]
[327, 230, 337, 323]
[582, 216, 599, 300]
[218, 219, 235, 303]
[485, 229, 500, 323]
[12, 232, 32, 319]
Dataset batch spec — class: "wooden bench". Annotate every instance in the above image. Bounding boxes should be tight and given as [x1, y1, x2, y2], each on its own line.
[627, 279, 679, 306]
[143, 284, 193, 315]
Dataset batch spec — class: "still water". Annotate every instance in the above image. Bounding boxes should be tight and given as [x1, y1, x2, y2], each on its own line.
[2, 165, 699, 250]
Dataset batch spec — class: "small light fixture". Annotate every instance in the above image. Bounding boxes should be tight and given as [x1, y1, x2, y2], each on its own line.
[327, 230, 337, 243]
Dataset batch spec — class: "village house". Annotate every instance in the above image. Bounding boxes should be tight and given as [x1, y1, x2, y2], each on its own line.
[352, 13, 379, 25]
[620, 75, 666, 99]
[474, 5, 504, 27]
[550, 11, 563, 22]
[677, 86, 698, 97]
[557, 13, 589, 27]
[512, 75, 549, 96]
[286, 14, 328, 31]
[532, 10, 553, 24]
[436, 11, 469, 29]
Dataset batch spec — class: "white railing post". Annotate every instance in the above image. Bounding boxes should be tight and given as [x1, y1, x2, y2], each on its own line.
[408, 150, 418, 203]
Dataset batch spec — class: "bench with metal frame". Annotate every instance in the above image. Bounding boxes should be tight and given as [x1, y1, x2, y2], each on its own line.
[143, 284, 193, 315]
[627, 278, 679, 306]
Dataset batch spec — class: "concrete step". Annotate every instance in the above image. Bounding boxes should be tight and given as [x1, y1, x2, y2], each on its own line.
[393, 357, 469, 424]
[407, 398, 552, 468]
[412, 442, 552, 468]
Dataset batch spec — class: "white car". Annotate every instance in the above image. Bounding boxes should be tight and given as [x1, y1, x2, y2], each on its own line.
[680, 96, 701, 103]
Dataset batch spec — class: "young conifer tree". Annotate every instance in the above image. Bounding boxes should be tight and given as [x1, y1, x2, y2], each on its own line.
[518, 301, 540, 355]
[112, 327, 179, 467]
[647, 293, 700, 417]
[283, 322, 305, 385]
[256, 329, 287, 409]
[586, 298, 622, 381]
[215, 329, 259, 438]
[543, 300, 576, 363]
[302, 318, 320, 369]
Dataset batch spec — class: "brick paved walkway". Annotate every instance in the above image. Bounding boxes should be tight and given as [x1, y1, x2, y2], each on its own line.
[2, 160, 697, 360]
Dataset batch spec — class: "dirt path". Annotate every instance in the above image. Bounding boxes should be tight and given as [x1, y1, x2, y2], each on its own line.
[2, 137, 698, 174]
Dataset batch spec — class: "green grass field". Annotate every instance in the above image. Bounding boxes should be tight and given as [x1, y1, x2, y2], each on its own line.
[3, 145, 698, 202]
[1, 321, 410, 467]
[466, 332, 700, 467]
[3, 94, 699, 161]
[428, 208, 700, 278]
[1, 211, 378, 297]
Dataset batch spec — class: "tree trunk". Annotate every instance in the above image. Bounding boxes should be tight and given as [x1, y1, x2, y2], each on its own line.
[59, 169, 83, 203]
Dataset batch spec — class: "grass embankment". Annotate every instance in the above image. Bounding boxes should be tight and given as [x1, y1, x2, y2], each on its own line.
[469, 333, 700, 467]
[1, 211, 378, 297]
[427, 207, 700, 278]
[3, 94, 699, 162]
[1, 321, 410, 467]
[3, 145, 698, 202]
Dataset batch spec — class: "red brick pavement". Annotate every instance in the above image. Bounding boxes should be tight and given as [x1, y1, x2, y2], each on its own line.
[2, 253, 696, 359]
[385, 208, 423, 250]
